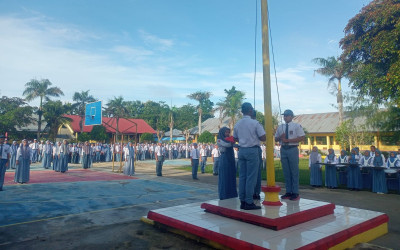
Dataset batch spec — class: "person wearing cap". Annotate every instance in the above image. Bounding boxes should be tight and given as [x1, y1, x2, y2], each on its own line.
[190, 143, 200, 180]
[15, 139, 32, 184]
[275, 109, 305, 201]
[0, 135, 11, 191]
[233, 103, 266, 210]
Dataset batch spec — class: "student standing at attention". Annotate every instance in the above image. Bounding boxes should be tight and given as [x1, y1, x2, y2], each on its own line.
[309, 146, 322, 187]
[233, 103, 266, 210]
[190, 143, 200, 180]
[275, 109, 305, 201]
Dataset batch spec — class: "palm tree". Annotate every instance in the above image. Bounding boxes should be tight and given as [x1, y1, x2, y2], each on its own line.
[187, 91, 212, 135]
[104, 96, 129, 143]
[42, 101, 72, 141]
[313, 56, 347, 124]
[23, 79, 64, 139]
[72, 90, 97, 133]
[216, 86, 245, 131]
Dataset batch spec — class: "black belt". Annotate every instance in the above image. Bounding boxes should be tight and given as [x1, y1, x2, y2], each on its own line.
[281, 145, 298, 149]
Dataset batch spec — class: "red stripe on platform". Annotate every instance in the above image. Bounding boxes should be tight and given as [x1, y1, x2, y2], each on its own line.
[200, 202, 335, 231]
[297, 214, 389, 250]
[4, 169, 137, 185]
[147, 211, 268, 250]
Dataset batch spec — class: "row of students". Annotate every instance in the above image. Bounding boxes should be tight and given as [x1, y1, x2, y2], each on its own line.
[309, 147, 400, 194]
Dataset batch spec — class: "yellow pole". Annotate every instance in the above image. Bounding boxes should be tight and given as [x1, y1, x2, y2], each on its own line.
[261, 0, 282, 206]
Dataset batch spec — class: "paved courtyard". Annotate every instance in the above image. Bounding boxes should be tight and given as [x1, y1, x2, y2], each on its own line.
[0, 159, 398, 249]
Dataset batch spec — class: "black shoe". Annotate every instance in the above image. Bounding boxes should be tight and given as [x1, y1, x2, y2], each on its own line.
[244, 203, 261, 210]
[193, 178, 199, 180]
[240, 201, 245, 209]
[213, 173, 218, 176]
[290, 193, 300, 201]
[280, 193, 292, 199]
[253, 194, 261, 200]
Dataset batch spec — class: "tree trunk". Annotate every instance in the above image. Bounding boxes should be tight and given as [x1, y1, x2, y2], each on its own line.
[337, 79, 344, 125]
[37, 97, 43, 140]
[198, 108, 202, 135]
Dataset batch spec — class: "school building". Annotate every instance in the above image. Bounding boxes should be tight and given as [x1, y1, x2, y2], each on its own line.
[293, 112, 398, 153]
[59, 115, 156, 142]
[189, 112, 398, 152]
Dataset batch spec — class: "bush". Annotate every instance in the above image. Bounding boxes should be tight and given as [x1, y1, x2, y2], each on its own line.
[197, 131, 215, 143]
[140, 132, 154, 142]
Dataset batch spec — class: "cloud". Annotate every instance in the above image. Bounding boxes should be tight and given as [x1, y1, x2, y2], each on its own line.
[138, 29, 174, 51]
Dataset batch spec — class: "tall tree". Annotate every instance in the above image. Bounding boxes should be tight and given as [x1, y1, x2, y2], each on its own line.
[313, 57, 347, 124]
[0, 96, 34, 135]
[187, 91, 214, 135]
[340, 0, 400, 106]
[72, 90, 97, 133]
[141, 101, 170, 131]
[104, 96, 129, 143]
[42, 101, 72, 141]
[23, 79, 64, 139]
[216, 86, 245, 131]
[174, 104, 197, 131]
[340, 0, 400, 141]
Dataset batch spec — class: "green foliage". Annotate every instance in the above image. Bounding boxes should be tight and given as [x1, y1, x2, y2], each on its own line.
[72, 90, 97, 132]
[141, 101, 170, 131]
[140, 132, 154, 142]
[187, 91, 214, 120]
[173, 104, 197, 130]
[197, 131, 215, 143]
[335, 119, 374, 149]
[42, 101, 72, 141]
[78, 132, 91, 142]
[23, 78, 64, 139]
[90, 125, 108, 142]
[340, 0, 400, 106]
[0, 96, 34, 134]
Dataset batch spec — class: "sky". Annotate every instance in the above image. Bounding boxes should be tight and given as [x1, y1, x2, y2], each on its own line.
[0, 0, 372, 116]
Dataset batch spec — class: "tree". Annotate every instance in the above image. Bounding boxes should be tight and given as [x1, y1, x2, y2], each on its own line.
[72, 90, 97, 133]
[23, 79, 64, 140]
[187, 91, 214, 135]
[42, 101, 72, 141]
[141, 101, 170, 132]
[340, 0, 400, 106]
[90, 125, 108, 142]
[335, 119, 374, 150]
[0, 96, 34, 135]
[78, 132, 91, 142]
[104, 96, 129, 143]
[313, 57, 347, 124]
[173, 104, 197, 131]
[197, 131, 215, 143]
[216, 86, 245, 131]
[140, 132, 154, 142]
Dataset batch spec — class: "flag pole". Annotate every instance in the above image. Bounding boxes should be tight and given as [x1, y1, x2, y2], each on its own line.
[261, 0, 282, 206]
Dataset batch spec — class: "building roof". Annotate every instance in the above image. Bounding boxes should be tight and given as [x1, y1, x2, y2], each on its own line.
[64, 115, 156, 134]
[190, 116, 232, 134]
[164, 129, 183, 137]
[293, 112, 373, 133]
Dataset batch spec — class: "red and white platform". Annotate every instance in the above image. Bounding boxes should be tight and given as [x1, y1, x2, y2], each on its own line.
[145, 198, 388, 249]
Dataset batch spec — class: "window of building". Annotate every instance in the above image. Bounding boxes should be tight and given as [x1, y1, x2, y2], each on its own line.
[329, 136, 334, 145]
[316, 136, 327, 145]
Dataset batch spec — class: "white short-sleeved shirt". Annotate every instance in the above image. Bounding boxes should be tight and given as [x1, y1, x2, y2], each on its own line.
[0, 143, 11, 159]
[275, 121, 305, 146]
[233, 115, 266, 148]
